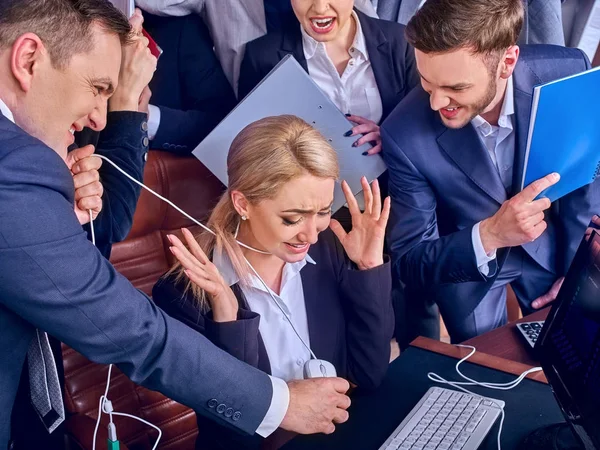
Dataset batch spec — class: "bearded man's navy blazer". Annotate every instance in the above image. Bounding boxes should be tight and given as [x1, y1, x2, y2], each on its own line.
[381, 45, 600, 337]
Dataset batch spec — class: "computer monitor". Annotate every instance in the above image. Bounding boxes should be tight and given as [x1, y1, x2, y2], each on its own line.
[534, 222, 600, 449]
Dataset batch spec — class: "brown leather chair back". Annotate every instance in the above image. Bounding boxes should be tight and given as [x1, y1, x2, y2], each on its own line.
[62, 151, 224, 450]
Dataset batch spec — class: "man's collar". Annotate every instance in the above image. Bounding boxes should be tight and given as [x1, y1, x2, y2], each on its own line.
[472, 75, 515, 133]
[213, 249, 316, 289]
[301, 11, 367, 61]
[497, 75, 514, 128]
[0, 98, 15, 124]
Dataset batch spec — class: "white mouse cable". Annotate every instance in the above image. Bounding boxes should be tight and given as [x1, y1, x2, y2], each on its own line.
[427, 344, 543, 450]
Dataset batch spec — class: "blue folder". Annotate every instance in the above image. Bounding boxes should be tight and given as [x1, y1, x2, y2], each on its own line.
[521, 66, 600, 202]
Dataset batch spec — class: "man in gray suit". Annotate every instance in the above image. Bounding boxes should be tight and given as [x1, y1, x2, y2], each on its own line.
[0, 1, 350, 447]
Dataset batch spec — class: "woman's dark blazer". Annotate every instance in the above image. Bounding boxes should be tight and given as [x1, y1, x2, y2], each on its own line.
[152, 228, 394, 449]
[238, 9, 420, 122]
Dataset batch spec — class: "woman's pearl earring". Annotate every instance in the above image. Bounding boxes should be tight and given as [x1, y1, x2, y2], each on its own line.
[241, 215, 247, 221]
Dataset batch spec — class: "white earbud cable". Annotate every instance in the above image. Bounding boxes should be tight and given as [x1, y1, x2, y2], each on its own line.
[93, 154, 318, 361]
[88, 152, 326, 450]
[93, 154, 269, 255]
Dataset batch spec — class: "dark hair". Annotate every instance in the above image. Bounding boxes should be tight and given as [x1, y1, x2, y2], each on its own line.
[0, 0, 132, 69]
[405, 0, 524, 57]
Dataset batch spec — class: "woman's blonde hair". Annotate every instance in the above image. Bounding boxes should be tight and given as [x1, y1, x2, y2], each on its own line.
[168, 115, 340, 310]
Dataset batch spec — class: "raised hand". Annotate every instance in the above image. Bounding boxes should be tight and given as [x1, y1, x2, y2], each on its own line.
[167, 228, 238, 322]
[345, 115, 382, 155]
[109, 9, 157, 112]
[329, 177, 391, 270]
[480, 173, 560, 254]
[66, 145, 103, 224]
[281, 378, 351, 434]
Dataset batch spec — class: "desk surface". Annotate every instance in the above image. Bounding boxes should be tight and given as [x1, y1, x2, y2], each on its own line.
[269, 310, 553, 449]
[281, 346, 563, 450]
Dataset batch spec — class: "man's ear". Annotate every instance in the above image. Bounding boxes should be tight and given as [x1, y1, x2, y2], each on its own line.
[500, 45, 519, 79]
[231, 190, 250, 218]
[10, 33, 46, 92]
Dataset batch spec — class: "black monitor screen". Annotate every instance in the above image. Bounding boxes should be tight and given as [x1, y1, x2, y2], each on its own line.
[538, 227, 600, 449]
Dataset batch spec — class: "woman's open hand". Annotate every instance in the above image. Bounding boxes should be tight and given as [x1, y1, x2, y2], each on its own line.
[167, 228, 238, 322]
[329, 177, 390, 270]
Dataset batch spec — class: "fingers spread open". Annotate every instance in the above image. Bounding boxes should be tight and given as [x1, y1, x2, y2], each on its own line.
[168, 235, 207, 273]
[341, 180, 360, 217]
[372, 179, 381, 219]
[184, 269, 218, 293]
[182, 228, 210, 265]
[329, 218, 347, 243]
[379, 196, 391, 227]
[361, 176, 373, 215]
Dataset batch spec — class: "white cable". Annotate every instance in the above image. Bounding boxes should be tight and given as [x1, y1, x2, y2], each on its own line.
[89, 209, 96, 246]
[92, 364, 113, 450]
[92, 154, 270, 255]
[106, 410, 163, 450]
[243, 255, 318, 361]
[427, 344, 543, 450]
[89, 195, 162, 449]
[93, 154, 319, 361]
[428, 345, 543, 390]
[85, 152, 323, 450]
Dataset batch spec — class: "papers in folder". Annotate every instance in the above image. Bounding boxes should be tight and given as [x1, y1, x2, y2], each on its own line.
[521, 66, 600, 202]
[192, 55, 387, 212]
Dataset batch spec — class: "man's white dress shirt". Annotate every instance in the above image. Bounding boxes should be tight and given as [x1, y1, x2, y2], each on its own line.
[470, 76, 516, 276]
[301, 11, 383, 124]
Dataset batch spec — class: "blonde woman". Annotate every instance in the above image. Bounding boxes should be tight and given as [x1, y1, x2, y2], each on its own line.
[153, 115, 393, 449]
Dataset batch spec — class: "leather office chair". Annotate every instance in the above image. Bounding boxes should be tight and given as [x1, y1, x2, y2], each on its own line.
[62, 151, 224, 450]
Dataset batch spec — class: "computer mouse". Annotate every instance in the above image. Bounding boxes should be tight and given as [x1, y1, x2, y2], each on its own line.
[303, 359, 337, 379]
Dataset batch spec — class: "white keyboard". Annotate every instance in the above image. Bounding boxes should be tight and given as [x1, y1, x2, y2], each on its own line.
[379, 387, 504, 450]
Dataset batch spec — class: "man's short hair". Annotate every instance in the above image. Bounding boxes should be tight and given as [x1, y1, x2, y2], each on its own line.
[0, 0, 132, 70]
[406, 0, 524, 56]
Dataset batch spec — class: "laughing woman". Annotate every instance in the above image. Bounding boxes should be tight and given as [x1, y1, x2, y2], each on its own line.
[153, 115, 393, 449]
